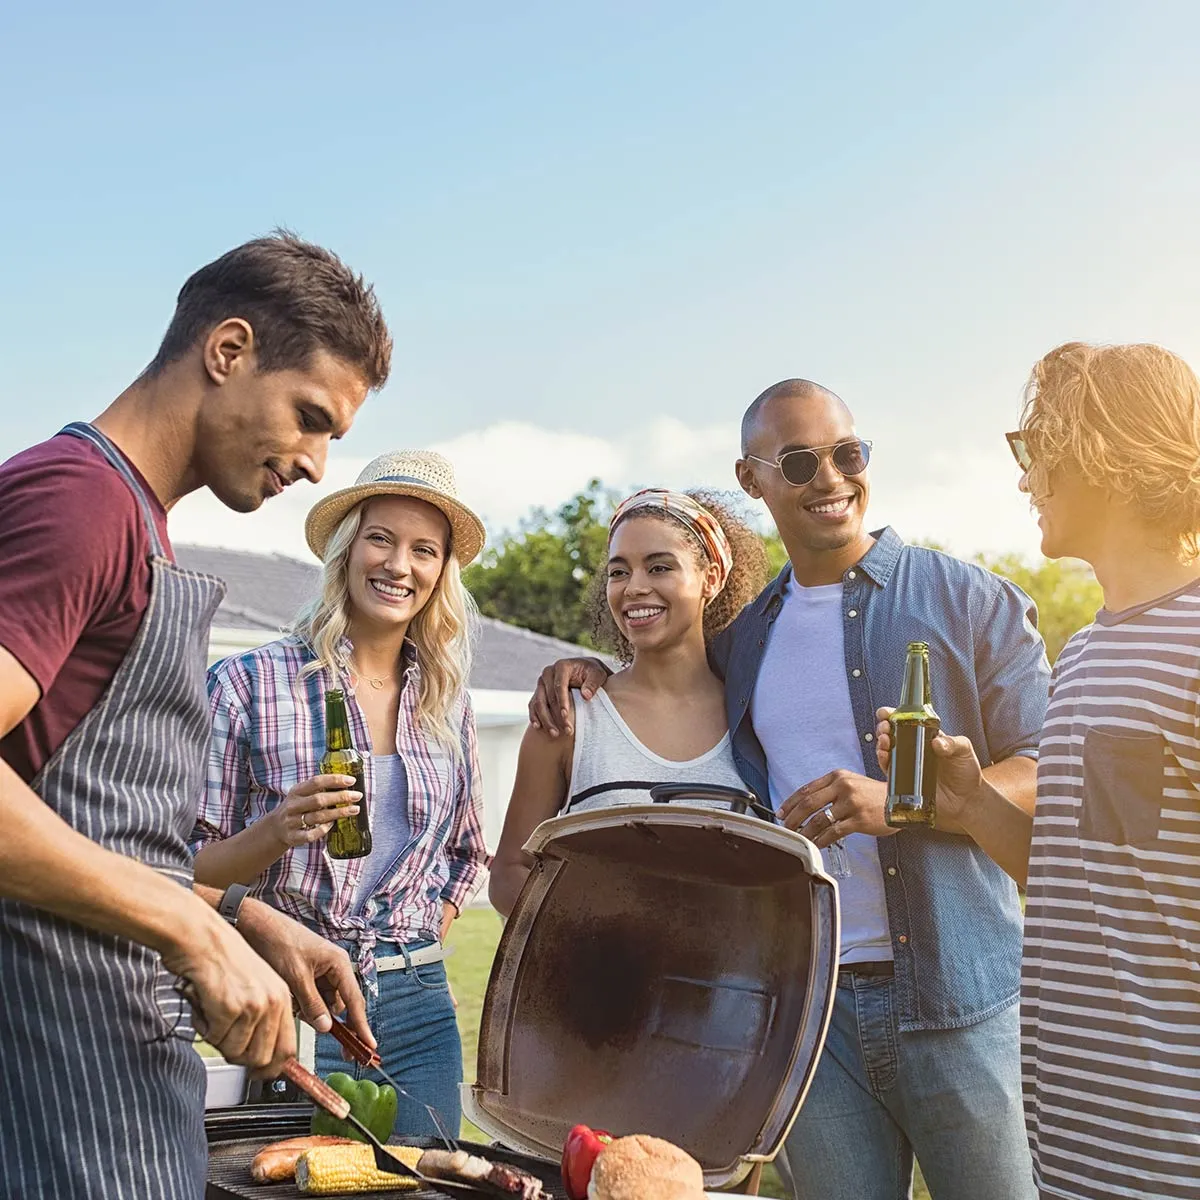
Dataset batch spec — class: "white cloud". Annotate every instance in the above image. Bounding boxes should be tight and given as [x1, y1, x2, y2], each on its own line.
[168, 419, 1043, 563]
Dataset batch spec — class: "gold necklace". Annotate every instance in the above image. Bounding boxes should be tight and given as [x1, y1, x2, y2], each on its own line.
[349, 660, 396, 691]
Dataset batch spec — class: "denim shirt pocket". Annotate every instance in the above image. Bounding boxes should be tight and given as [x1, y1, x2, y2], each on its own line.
[1079, 727, 1165, 849]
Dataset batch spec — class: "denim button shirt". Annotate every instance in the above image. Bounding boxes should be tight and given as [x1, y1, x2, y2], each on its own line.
[710, 527, 1050, 1031]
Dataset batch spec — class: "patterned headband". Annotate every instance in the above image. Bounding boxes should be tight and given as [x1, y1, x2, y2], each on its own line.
[609, 489, 735, 593]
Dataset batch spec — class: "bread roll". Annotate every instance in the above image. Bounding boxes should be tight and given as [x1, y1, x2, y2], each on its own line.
[587, 1134, 705, 1200]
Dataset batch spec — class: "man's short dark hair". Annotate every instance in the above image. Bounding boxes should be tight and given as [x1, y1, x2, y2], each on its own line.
[146, 230, 392, 389]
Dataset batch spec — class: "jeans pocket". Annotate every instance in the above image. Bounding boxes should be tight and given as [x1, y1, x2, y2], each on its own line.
[413, 961, 450, 992]
[1080, 727, 1165, 849]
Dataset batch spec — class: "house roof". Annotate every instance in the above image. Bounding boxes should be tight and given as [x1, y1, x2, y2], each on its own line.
[174, 544, 601, 692]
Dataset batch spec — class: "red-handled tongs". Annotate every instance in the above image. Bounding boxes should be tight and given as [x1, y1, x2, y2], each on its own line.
[326, 1014, 462, 1153]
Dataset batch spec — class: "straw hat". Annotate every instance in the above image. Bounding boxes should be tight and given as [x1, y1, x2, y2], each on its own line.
[305, 450, 486, 565]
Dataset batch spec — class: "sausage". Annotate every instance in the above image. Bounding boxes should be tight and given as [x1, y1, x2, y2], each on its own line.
[250, 1135, 355, 1183]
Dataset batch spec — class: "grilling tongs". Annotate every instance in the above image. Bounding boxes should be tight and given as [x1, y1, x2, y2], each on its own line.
[281, 1031, 501, 1195]
[324, 1014, 462, 1153]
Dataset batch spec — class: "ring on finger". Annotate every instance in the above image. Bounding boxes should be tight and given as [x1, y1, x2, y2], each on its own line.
[300, 812, 309, 830]
[821, 803, 835, 825]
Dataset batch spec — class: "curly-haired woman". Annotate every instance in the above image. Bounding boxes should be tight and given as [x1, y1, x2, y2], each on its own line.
[192, 450, 488, 1137]
[489, 488, 768, 916]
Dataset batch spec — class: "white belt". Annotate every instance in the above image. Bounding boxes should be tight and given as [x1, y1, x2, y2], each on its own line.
[375, 944, 448, 973]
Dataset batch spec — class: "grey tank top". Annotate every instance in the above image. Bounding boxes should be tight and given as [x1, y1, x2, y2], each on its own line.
[564, 688, 747, 813]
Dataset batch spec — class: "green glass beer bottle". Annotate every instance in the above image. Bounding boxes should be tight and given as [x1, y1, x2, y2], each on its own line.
[884, 642, 940, 827]
[320, 688, 371, 859]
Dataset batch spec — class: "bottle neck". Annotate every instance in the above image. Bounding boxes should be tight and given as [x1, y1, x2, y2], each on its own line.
[325, 693, 354, 752]
[898, 650, 930, 711]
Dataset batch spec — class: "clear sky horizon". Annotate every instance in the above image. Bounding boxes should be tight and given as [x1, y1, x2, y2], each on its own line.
[3, 2, 1199, 563]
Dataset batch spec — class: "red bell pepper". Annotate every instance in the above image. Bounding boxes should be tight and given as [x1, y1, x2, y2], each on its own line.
[562, 1124, 613, 1200]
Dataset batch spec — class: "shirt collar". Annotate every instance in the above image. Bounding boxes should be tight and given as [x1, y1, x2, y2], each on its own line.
[337, 635, 421, 676]
[754, 525, 904, 612]
[856, 526, 904, 588]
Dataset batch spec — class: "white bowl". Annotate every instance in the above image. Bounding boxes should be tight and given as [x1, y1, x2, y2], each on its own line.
[203, 1060, 249, 1109]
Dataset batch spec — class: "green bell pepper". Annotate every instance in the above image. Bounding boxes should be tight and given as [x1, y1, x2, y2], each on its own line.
[309, 1071, 398, 1145]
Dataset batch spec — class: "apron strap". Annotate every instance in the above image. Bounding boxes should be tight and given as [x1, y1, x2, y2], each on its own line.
[59, 422, 168, 559]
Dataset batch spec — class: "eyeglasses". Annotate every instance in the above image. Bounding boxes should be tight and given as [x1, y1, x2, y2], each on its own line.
[746, 439, 872, 487]
[1005, 431, 1032, 472]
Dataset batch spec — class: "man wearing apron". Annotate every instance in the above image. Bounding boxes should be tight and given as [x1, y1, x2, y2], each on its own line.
[0, 233, 393, 1199]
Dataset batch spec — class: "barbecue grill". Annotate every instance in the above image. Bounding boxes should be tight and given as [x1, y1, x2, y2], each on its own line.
[203, 789, 838, 1197]
[465, 796, 840, 1192]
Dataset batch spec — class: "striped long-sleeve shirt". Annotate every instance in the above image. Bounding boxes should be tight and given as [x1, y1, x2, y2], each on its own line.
[1022, 579, 1200, 1200]
[193, 635, 487, 982]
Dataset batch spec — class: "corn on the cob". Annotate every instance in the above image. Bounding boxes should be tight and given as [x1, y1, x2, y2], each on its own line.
[294, 1143, 422, 1194]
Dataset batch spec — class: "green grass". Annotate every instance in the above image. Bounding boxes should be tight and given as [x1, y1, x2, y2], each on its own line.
[446, 908, 929, 1199]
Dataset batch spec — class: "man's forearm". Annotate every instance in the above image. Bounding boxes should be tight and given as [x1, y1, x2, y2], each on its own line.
[1, 758, 212, 958]
[934, 754, 1036, 835]
[953, 771, 1035, 887]
[931, 753, 1036, 884]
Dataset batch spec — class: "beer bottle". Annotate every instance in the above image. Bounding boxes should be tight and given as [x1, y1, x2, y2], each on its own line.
[884, 642, 940, 827]
[320, 688, 371, 859]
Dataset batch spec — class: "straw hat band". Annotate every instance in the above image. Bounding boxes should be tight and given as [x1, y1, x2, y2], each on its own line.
[375, 473, 440, 487]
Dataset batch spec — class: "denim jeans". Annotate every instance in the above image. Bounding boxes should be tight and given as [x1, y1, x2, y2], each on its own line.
[783, 977, 1034, 1200]
[315, 947, 462, 1140]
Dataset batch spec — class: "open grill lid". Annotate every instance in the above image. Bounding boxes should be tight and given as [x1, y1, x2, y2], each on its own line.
[463, 802, 840, 1190]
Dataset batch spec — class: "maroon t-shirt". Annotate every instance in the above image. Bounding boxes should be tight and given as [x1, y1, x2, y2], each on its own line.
[0, 432, 172, 783]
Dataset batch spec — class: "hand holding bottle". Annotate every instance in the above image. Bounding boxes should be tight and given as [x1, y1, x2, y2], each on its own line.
[272, 774, 362, 848]
[874, 707, 984, 826]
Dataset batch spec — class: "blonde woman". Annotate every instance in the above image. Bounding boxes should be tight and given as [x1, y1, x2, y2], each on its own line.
[192, 450, 487, 1138]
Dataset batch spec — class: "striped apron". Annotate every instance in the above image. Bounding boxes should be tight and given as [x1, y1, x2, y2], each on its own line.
[0, 422, 226, 1199]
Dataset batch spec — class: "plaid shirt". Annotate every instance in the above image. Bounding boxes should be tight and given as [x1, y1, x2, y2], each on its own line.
[193, 635, 487, 984]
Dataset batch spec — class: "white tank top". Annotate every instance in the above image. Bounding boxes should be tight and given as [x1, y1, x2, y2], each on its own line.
[564, 688, 748, 814]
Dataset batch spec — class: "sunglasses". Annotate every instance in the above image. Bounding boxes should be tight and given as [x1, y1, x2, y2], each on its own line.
[1005, 431, 1032, 472]
[746, 438, 872, 487]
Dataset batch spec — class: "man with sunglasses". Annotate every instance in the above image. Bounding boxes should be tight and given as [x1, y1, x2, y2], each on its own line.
[530, 378, 1049, 1199]
[876, 342, 1200, 1200]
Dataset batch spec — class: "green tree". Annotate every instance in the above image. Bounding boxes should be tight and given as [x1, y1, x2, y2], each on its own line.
[462, 480, 616, 645]
[762, 530, 789, 576]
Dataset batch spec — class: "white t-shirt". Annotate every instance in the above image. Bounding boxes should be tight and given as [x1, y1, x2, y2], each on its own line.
[751, 578, 893, 964]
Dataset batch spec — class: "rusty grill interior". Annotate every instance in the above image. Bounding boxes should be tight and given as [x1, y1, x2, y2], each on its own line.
[467, 807, 838, 1190]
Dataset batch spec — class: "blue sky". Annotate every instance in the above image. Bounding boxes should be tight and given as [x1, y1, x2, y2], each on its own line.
[3, 2, 1199, 560]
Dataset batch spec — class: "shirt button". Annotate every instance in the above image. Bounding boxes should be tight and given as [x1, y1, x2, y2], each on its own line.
[887, 867, 897, 876]
[847, 570, 857, 580]
[852, 668, 862, 678]
[898, 934, 909, 945]
[848, 609, 858, 618]
[864, 732, 874, 742]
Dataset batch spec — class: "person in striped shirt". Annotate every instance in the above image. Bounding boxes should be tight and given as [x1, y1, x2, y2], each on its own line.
[193, 450, 490, 1139]
[876, 341, 1200, 1200]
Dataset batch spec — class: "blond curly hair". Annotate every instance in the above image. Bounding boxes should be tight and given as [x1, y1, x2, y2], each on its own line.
[1020, 341, 1200, 560]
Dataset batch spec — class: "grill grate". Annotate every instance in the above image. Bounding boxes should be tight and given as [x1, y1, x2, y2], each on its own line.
[205, 1136, 448, 1199]
[205, 1133, 564, 1200]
